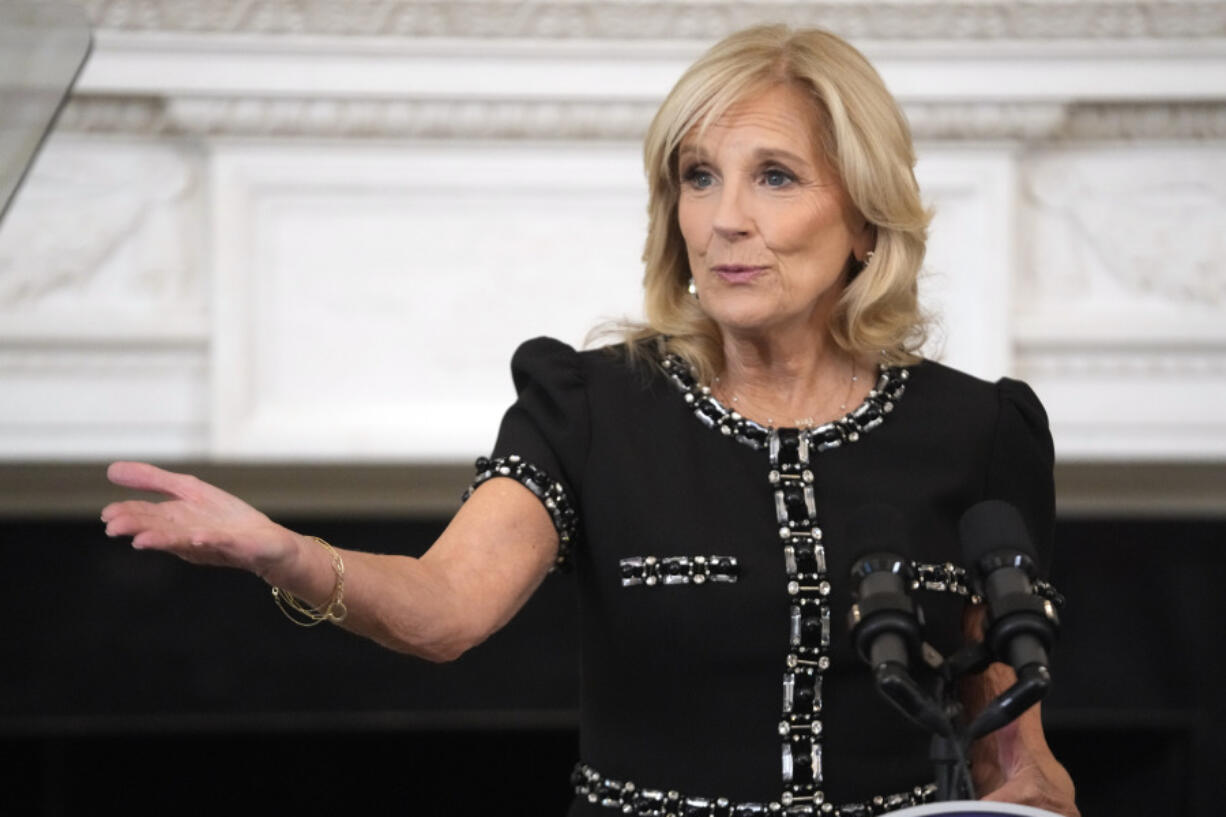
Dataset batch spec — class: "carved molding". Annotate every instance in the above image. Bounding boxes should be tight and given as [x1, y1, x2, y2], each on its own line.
[55, 95, 1226, 142]
[0, 344, 206, 373]
[54, 95, 170, 134]
[907, 102, 1070, 141]
[1058, 102, 1226, 141]
[169, 97, 659, 140]
[1016, 347, 1226, 378]
[80, 0, 1226, 40]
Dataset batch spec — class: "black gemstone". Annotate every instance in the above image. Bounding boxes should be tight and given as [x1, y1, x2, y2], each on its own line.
[790, 739, 813, 784]
[783, 484, 806, 512]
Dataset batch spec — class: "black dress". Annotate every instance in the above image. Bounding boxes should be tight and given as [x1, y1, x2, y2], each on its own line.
[468, 336, 1056, 817]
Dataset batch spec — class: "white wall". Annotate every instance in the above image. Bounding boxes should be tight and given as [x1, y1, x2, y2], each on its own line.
[3, 0, 1225, 463]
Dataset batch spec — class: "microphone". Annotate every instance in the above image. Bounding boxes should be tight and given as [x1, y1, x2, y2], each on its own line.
[847, 504, 950, 736]
[958, 499, 1060, 738]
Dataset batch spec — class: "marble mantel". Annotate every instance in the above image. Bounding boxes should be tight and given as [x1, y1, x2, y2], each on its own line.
[3, 0, 1225, 480]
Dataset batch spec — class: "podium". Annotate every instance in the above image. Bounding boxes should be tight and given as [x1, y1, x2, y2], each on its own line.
[886, 804, 1065, 817]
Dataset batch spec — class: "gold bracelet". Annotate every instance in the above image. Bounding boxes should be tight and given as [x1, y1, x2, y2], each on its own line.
[270, 536, 348, 627]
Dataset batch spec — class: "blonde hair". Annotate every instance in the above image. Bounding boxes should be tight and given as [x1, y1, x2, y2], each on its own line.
[622, 25, 931, 383]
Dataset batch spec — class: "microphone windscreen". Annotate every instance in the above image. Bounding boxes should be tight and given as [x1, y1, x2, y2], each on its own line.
[848, 503, 911, 559]
[958, 499, 1037, 564]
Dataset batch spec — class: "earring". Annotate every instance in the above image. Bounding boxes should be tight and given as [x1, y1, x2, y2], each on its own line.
[855, 250, 875, 275]
[687, 277, 697, 297]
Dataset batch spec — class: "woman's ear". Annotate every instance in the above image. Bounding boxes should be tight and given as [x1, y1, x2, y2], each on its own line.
[855, 221, 877, 260]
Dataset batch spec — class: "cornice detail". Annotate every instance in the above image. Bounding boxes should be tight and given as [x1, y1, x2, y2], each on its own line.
[906, 102, 1070, 141]
[1017, 347, 1226, 377]
[1060, 102, 1226, 141]
[81, 0, 1226, 40]
[57, 95, 1226, 142]
[168, 97, 660, 140]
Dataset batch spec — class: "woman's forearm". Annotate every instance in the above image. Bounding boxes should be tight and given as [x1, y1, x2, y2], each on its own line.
[104, 463, 558, 663]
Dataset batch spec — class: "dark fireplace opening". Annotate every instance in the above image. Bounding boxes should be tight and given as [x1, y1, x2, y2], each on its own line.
[2, 515, 1222, 816]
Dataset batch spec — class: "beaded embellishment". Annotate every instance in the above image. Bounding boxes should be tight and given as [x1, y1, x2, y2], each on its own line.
[660, 354, 909, 452]
[572, 762, 937, 816]
[910, 561, 1065, 608]
[619, 555, 739, 587]
[769, 427, 833, 808]
[463, 454, 577, 569]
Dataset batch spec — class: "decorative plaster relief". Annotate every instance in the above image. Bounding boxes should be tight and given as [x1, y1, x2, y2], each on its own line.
[1021, 146, 1226, 312]
[167, 97, 659, 140]
[1061, 102, 1226, 142]
[80, 0, 1226, 39]
[57, 95, 1226, 143]
[0, 134, 205, 319]
[209, 142, 647, 460]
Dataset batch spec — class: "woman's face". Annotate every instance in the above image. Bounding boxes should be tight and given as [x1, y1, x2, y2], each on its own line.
[677, 83, 871, 341]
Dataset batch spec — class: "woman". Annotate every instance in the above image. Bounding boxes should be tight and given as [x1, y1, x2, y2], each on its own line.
[103, 25, 1077, 817]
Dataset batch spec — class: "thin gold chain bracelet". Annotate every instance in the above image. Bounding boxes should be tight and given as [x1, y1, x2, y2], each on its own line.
[271, 536, 347, 626]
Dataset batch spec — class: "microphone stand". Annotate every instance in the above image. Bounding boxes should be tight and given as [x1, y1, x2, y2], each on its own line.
[887, 638, 1053, 802]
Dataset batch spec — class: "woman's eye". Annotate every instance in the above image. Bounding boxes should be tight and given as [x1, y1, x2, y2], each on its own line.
[682, 167, 715, 189]
[762, 168, 795, 187]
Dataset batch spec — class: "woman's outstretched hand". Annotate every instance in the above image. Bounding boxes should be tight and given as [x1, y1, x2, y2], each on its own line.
[101, 461, 302, 582]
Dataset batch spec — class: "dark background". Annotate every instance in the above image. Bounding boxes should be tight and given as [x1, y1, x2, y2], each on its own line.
[2, 514, 1222, 816]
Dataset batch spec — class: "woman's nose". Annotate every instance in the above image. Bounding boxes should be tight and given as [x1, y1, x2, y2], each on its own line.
[712, 183, 753, 240]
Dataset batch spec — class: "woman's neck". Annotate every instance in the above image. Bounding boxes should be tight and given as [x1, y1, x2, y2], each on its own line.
[715, 325, 871, 428]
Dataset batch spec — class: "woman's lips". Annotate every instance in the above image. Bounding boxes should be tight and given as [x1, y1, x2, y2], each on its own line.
[712, 264, 767, 283]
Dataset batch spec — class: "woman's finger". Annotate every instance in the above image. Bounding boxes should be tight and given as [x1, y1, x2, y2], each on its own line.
[131, 527, 213, 552]
[106, 461, 204, 500]
[102, 499, 171, 525]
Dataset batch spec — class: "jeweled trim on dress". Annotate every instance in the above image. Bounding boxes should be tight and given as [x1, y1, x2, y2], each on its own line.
[572, 763, 937, 816]
[909, 561, 1065, 608]
[660, 354, 908, 451]
[769, 427, 831, 806]
[463, 454, 576, 569]
[619, 555, 739, 587]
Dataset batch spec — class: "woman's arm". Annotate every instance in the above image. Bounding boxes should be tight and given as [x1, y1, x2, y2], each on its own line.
[101, 461, 557, 662]
[962, 605, 1079, 817]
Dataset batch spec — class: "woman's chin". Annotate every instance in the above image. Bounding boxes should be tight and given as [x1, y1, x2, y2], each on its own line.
[699, 296, 795, 335]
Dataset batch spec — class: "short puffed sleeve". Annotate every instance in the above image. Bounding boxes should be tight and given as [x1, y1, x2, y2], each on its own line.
[985, 378, 1057, 576]
[463, 337, 589, 569]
